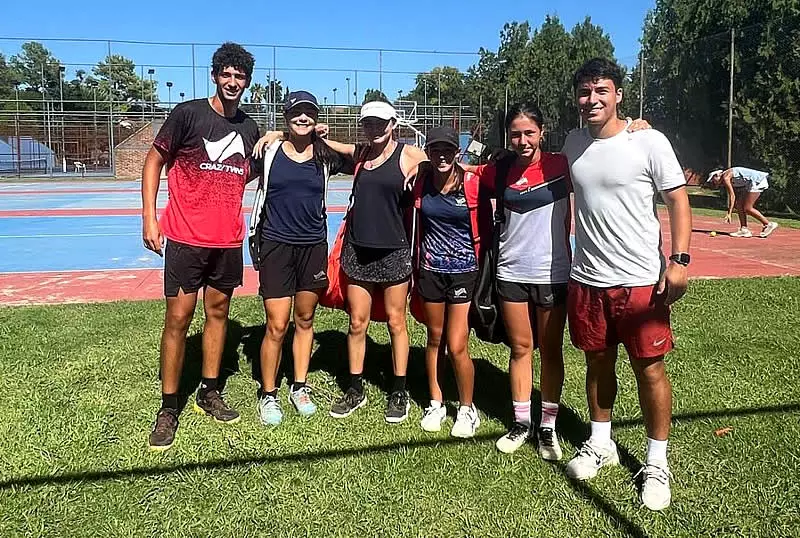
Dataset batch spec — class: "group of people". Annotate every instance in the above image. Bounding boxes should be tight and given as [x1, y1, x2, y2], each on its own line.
[142, 42, 693, 512]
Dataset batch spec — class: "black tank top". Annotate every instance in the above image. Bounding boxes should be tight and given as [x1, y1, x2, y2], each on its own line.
[348, 142, 409, 249]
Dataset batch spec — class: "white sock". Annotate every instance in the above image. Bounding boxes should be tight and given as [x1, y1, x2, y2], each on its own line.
[646, 438, 668, 465]
[541, 401, 559, 430]
[429, 400, 443, 409]
[589, 420, 612, 447]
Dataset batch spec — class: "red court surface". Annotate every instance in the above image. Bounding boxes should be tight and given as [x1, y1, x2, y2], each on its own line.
[1, 189, 798, 306]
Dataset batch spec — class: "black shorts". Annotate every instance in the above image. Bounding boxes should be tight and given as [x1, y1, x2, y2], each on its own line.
[164, 240, 243, 297]
[258, 239, 329, 299]
[417, 268, 479, 304]
[497, 280, 568, 308]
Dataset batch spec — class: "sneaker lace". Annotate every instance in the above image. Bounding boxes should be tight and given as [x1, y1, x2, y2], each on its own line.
[506, 422, 529, 441]
[576, 442, 605, 465]
[343, 387, 363, 407]
[423, 404, 441, 417]
[456, 406, 475, 423]
[634, 463, 673, 485]
[204, 390, 230, 412]
[538, 427, 555, 447]
[389, 391, 407, 409]
[261, 395, 279, 410]
[294, 386, 312, 406]
[154, 410, 177, 433]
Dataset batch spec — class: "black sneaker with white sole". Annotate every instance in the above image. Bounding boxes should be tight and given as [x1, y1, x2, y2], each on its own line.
[330, 388, 367, 419]
[384, 390, 410, 423]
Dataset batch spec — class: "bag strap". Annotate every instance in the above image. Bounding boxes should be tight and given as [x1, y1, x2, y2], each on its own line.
[493, 155, 514, 225]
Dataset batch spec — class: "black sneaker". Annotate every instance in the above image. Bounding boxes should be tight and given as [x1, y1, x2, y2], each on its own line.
[330, 387, 367, 419]
[149, 408, 179, 451]
[385, 390, 410, 424]
[193, 389, 241, 424]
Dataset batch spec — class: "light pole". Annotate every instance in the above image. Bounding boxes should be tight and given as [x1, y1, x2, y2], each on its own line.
[12, 81, 20, 174]
[179, 92, 185, 102]
[166, 81, 173, 110]
[437, 71, 442, 123]
[266, 73, 272, 129]
[346, 77, 350, 105]
[59, 65, 65, 166]
[332, 87, 337, 105]
[423, 78, 428, 134]
[147, 68, 155, 113]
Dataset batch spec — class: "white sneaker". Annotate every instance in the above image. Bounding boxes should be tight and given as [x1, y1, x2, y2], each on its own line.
[636, 461, 673, 511]
[565, 440, 620, 480]
[536, 427, 563, 461]
[495, 422, 531, 454]
[420, 401, 447, 432]
[730, 227, 752, 238]
[451, 405, 480, 438]
[760, 221, 779, 238]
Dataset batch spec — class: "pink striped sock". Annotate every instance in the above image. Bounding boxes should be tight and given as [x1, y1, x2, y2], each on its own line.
[513, 400, 532, 427]
[541, 401, 559, 430]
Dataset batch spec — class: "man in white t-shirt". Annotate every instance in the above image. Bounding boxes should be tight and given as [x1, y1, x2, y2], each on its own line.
[561, 58, 692, 511]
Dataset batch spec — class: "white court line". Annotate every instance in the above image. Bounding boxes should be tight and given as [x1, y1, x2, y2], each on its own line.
[0, 232, 140, 239]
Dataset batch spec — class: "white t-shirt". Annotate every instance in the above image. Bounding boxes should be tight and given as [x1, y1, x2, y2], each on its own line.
[562, 126, 686, 287]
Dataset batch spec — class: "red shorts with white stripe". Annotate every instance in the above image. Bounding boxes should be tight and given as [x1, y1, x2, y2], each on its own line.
[567, 280, 674, 359]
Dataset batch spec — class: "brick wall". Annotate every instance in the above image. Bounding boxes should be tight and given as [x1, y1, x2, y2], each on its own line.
[114, 120, 164, 179]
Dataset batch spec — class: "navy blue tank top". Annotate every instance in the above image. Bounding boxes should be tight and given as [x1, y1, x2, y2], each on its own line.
[262, 146, 326, 245]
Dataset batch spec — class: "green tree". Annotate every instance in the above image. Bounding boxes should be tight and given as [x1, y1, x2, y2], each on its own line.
[92, 54, 157, 111]
[9, 42, 62, 95]
[362, 88, 389, 104]
[641, 0, 800, 211]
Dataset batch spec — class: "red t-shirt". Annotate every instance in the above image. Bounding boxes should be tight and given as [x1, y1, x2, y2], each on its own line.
[154, 99, 260, 248]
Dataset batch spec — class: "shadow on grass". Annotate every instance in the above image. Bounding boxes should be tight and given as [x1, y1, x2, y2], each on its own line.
[17, 320, 800, 536]
[173, 319, 245, 413]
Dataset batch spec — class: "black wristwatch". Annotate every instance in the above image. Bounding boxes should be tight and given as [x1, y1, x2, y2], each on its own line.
[669, 253, 691, 266]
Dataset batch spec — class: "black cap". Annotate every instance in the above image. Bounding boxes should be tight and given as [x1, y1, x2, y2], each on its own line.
[425, 126, 459, 149]
[284, 91, 319, 112]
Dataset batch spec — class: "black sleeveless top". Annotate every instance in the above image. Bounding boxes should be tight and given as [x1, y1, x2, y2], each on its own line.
[347, 142, 409, 249]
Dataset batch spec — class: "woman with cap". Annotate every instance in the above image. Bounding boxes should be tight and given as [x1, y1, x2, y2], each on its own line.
[248, 90, 347, 426]
[412, 126, 491, 438]
[254, 100, 427, 424]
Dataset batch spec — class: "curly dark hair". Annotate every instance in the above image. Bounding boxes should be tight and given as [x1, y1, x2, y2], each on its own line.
[211, 42, 254, 80]
[572, 57, 623, 92]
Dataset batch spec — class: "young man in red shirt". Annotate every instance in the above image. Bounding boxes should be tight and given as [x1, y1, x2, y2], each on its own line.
[141, 42, 260, 450]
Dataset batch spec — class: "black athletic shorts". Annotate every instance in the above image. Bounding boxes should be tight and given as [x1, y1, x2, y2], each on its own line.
[417, 268, 479, 304]
[497, 280, 568, 308]
[164, 240, 243, 297]
[258, 239, 329, 299]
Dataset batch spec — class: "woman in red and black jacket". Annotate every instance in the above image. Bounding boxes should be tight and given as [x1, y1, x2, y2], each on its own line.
[411, 126, 493, 438]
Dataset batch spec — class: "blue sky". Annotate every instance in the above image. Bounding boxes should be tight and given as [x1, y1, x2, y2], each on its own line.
[0, 1, 653, 105]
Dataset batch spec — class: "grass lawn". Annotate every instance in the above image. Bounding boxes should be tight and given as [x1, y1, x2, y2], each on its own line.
[1, 278, 799, 537]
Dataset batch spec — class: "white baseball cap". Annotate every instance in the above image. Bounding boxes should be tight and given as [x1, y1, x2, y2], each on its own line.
[359, 101, 397, 121]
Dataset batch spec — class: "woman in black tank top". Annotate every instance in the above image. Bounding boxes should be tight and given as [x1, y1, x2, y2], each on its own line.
[253, 100, 428, 423]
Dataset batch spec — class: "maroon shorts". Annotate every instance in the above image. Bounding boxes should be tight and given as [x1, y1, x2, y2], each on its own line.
[567, 280, 673, 359]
